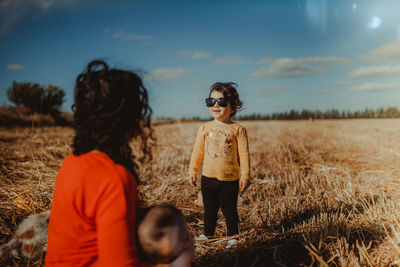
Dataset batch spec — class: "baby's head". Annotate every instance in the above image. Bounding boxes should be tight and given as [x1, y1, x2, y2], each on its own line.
[208, 82, 243, 117]
[138, 204, 191, 264]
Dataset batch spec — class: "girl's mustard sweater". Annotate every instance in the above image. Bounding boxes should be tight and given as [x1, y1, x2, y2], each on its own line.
[188, 121, 250, 181]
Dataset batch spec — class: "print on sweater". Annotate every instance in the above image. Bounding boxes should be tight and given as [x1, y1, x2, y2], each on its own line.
[205, 128, 232, 159]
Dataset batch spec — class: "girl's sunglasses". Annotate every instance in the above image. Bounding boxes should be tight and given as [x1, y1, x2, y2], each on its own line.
[205, 97, 229, 107]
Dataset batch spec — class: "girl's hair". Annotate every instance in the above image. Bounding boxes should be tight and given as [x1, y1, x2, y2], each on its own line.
[209, 82, 243, 117]
[72, 59, 153, 180]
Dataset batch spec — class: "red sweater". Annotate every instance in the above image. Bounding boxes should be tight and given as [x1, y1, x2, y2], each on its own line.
[46, 152, 143, 266]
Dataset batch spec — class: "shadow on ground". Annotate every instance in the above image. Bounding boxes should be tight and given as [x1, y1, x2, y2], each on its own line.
[192, 205, 386, 267]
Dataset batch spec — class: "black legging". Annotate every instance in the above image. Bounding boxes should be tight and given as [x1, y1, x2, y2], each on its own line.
[201, 176, 239, 236]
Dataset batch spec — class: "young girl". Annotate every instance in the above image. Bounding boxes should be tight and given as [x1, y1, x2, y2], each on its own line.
[188, 82, 250, 249]
[46, 59, 185, 266]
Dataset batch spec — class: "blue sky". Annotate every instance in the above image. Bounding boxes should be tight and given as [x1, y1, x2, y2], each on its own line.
[1, 0, 400, 118]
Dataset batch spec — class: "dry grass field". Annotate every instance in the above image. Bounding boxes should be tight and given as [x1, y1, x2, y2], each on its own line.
[1, 119, 400, 266]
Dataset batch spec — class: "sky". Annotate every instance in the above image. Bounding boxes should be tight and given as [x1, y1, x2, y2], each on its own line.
[1, 0, 400, 119]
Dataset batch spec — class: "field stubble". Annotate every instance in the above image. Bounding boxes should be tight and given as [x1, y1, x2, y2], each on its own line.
[1, 119, 400, 266]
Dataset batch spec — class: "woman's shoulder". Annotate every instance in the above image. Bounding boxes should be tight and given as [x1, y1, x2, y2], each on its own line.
[66, 151, 134, 182]
[67, 151, 113, 167]
[89, 152, 135, 180]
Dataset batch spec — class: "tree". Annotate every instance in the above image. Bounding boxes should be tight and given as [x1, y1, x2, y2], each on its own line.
[6, 81, 65, 114]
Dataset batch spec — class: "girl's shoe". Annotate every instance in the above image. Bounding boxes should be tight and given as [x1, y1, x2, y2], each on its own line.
[194, 234, 208, 241]
[225, 238, 238, 249]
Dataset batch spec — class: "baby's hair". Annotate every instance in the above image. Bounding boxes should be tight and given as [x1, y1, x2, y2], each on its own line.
[138, 204, 188, 264]
[72, 59, 153, 180]
[209, 82, 243, 117]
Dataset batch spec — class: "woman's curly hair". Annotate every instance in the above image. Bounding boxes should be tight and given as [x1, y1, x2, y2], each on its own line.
[72, 59, 152, 180]
[209, 82, 243, 117]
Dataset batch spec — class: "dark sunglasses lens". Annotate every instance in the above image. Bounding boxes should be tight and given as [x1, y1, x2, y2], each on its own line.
[206, 98, 229, 107]
[217, 98, 228, 107]
[205, 98, 216, 107]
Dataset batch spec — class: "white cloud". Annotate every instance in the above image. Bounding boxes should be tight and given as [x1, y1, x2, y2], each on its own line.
[351, 83, 399, 92]
[303, 89, 335, 97]
[257, 57, 272, 65]
[112, 30, 152, 41]
[349, 65, 400, 78]
[258, 56, 350, 66]
[6, 64, 26, 70]
[178, 50, 212, 60]
[335, 80, 352, 86]
[359, 40, 400, 61]
[252, 56, 350, 78]
[0, 0, 74, 35]
[302, 57, 351, 66]
[251, 58, 322, 78]
[144, 68, 190, 82]
[212, 55, 252, 65]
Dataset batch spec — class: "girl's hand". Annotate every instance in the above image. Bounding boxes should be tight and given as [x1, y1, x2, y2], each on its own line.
[239, 179, 249, 193]
[189, 174, 197, 187]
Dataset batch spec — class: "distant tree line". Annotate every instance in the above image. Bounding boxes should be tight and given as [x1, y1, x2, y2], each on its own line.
[7, 81, 65, 115]
[237, 107, 400, 120]
[1, 81, 71, 126]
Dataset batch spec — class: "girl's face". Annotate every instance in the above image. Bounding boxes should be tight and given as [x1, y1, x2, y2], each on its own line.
[208, 90, 234, 123]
